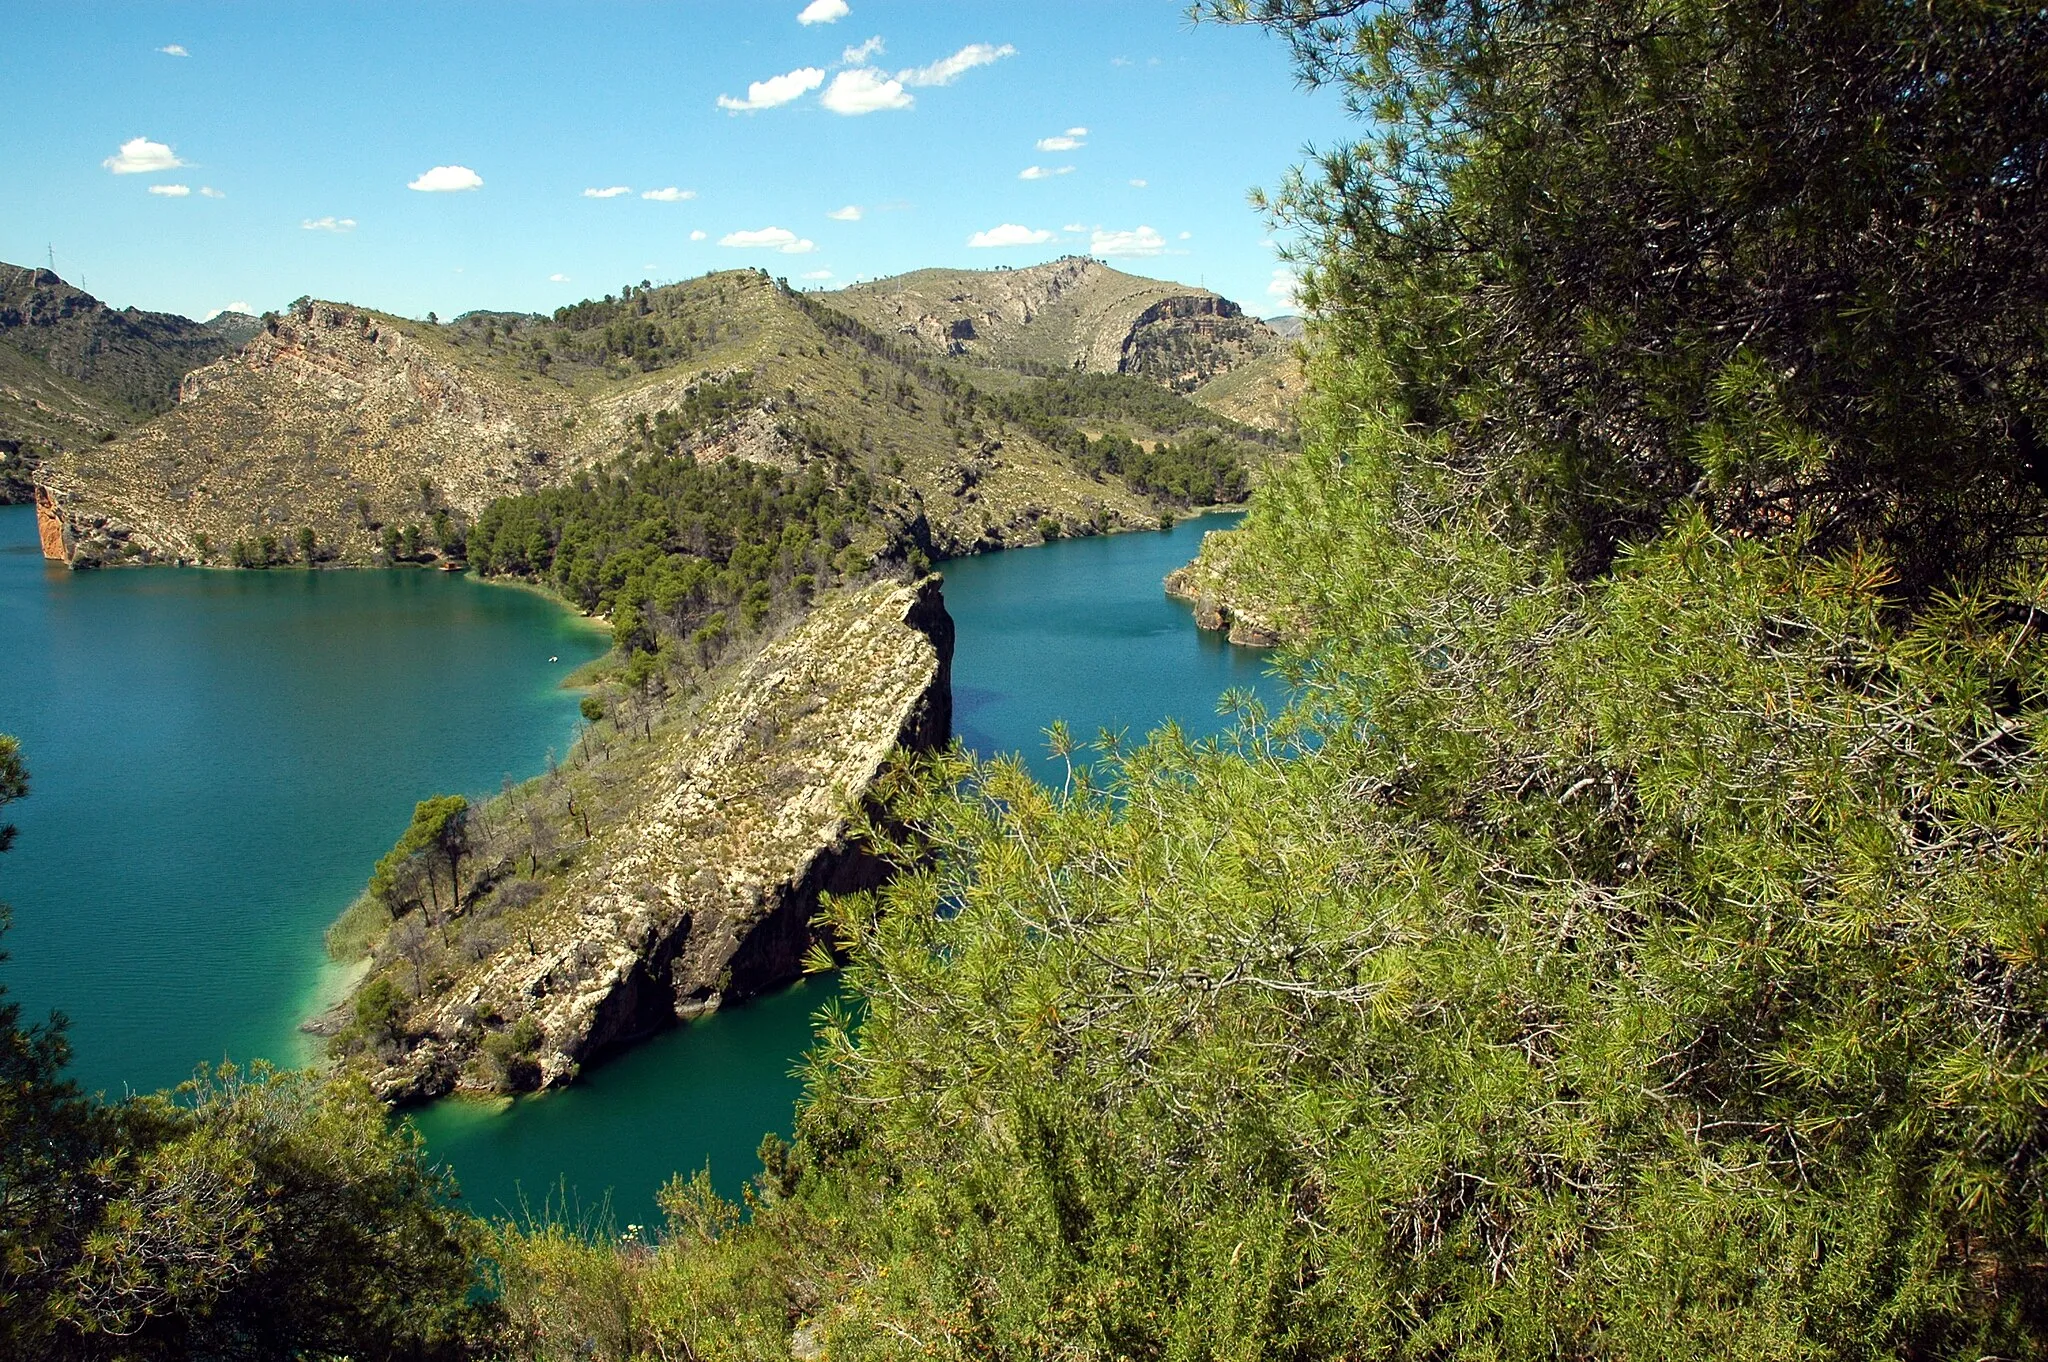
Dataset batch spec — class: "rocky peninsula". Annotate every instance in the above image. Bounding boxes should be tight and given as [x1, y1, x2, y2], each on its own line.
[322, 575, 953, 1102]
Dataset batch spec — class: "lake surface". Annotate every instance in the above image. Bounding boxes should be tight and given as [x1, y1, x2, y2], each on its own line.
[0, 504, 606, 1096]
[0, 504, 1277, 1226]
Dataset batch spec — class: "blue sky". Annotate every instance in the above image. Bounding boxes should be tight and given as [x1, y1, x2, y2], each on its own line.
[0, 2, 1353, 323]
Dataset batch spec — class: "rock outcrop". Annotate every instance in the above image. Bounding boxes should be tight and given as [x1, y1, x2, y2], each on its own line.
[1165, 526, 1287, 647]
[825, 257, 1297, 425]
[0, 263, 253, 502]
[350, 576, 954, 1102]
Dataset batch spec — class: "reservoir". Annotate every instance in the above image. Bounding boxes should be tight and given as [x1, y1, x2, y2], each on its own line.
[0, 503, 606, 1097]
[0, 503, 1277, 1224]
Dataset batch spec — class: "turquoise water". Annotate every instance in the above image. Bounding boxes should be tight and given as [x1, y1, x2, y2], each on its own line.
[411, 512, 1284, 1224]
[0, 504, 606, 1097]
[944, 513, 1278, 782]
[0, 503, 1277, 1226]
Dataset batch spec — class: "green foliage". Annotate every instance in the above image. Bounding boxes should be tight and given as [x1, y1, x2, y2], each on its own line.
[467, 455, 869, 655]
[478, 5, 2048, 1354]
[367, 794, 471, 919]
[989, 372, 1272, 505]
[0, 733, 23, 854]
[443, 278, 762, 381]
[46, 1064, 488, 1357]
[1212, 0, 2048, 591]
[481, 1015, 544, 1090]
[1084, 427, 1251, 506]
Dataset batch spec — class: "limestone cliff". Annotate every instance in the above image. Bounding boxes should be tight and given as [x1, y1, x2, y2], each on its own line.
[825, 258, 1296, 426]
[336, 576, 953, 1102]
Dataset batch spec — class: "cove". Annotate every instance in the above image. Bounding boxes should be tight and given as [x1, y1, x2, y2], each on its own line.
[0, 503, 606, 1098]
[412, 511, 1285, 1224]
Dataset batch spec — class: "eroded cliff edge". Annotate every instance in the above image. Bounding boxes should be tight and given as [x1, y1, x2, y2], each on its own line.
[326, 576, 952, 1103]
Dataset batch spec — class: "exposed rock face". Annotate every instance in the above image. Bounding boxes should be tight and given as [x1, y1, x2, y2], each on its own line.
[1166, 527, 1287, 647]
[33, 484, 69, 560]
[826, 257, 1291, 402]
[359, 576, 954, 1102]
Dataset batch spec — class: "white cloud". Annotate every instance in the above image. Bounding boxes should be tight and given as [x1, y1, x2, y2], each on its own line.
[1129, 178, 1149, 188]
[643, 187, 695, 202]
[1178, 230, 1192, 240]
[301, 216, 357, 232]
[103, 137, 184, 174]
[800, 269, 834, 280]
[1018, 165, 1074, 180]
[689, 229, 708, 241]
[148, 183, 191, 197]
[898, 42, 1015, 87]
[550, 273, 571, 283]
[1111, 56, 1132, 67]
[1062, 222, 1086, 233]
[1036, 134, 1084, 152]
[797, 0, 848, 23]
[1090, 225, 1165, 257]
[968, 223, 1054, 249]
[826, 204, 862, 221]
[409, 164, 482, 192]
[1267, 268, 1300, 308]
[158, 44, 188, 57]
[717, 66, 825, 111]
[822, 68, 911, 114]
[719, 226, 817, 253]
[1065, 126, 1087, 136]
[582, 185, 631, 199]
[202, 302, 252, 320]
[841, 35, 884, 63]
[199, 186, 225, 198]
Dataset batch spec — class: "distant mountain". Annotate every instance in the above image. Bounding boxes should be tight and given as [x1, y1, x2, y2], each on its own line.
[826, 257, 1301, 431]
[36, 270, 1179, 566]
[0, 264, 251, 500]
[1264, 315, 1305, 341]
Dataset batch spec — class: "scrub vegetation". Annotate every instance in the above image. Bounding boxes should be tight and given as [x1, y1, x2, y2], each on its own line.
[8, 0, 2048, 1356]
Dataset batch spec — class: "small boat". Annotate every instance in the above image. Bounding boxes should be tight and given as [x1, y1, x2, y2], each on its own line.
[439, 560, 468, 573]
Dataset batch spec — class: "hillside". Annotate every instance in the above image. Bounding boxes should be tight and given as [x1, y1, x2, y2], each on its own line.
[0, 264, 251, 500]
[825, 256, 1300, 429]
[35, 270, 1182, 568]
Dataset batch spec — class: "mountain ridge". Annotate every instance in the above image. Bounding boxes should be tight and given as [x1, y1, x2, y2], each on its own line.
[0, 264, 254, 500]
[35, 264, 1292, 570]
